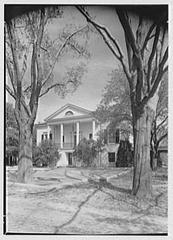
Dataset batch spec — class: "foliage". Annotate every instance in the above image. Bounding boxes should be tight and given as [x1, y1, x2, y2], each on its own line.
[93, 69, 133, 141]
[94, 69, 131, 124]
[33, 140, 60, 167]
[95, 130, 107, 151]
[73, 138, 98, 167]
[116, 140, 133, 167]
[6, 103, 19, 163]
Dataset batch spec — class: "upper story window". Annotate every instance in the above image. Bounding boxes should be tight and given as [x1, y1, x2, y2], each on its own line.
[41, 132, 48, 141]
[65, 111, 73, 116]
[107, 128, 120, 144]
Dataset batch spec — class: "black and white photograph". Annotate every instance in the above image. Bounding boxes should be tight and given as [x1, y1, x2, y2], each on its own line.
[4, 3, 170, 236]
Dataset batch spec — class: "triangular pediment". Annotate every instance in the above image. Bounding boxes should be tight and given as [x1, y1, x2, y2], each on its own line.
[44, 104, 92, 122]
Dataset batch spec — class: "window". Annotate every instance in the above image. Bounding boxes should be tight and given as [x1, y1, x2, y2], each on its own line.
[116, 129, 120, 143]
[108, 152, 115, 162]
[63, 136, 65, 143]
[65, 111, 73, 116]
[49, 133, 52, 140]
[41, 132, 48, 141]
[108, 131, 114, 143]
[107, 128, 120, 144]
[89, 133, 93, 139]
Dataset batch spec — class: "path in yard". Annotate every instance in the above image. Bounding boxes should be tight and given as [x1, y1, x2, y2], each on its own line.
[6, 167, 167, 234]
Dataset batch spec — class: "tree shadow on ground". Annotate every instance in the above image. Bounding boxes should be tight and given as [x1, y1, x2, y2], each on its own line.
[54, 187, 99, 234]
[88, 178, 131, 195]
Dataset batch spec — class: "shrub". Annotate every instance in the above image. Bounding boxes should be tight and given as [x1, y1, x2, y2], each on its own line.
[73, 138, 97, 167]
[116, 140, 133, 167]
[33, 140, 60, 167]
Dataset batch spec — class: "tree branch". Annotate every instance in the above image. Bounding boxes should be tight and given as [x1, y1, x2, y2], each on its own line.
[149, 48, 168, 97]
[157, 132, 168, 146]
[29, 43, 37, 112]
[116, 8, 144, 102]
[6, 22, 21, 104]
[6, 84, 16, 100]
[41, 25, 88, 88]
[147, 25, 161, 90]
[156, 115, 168, 132]
[141, 23, 156, 56]
[136, 16, 144, 49]
[6, 59, 16, 95]
[159, 25, 167, 64]
[39, 83, 65, 98]
[141, 47, 168, 105]
[116, 8, 139, 55]
[76, 6, 131, 81]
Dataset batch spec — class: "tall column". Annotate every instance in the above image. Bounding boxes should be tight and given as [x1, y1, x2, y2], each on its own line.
[92, 120, 96, 140]
[47, 125, 51, 139]
[76, 122, 80, 145]
[60, 123, 63, 149]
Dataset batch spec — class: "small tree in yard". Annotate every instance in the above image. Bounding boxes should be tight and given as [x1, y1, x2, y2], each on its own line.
[77, 6, 168, 198]
[33, 140, 60, 168]
[73, 138, 97, 167]
[5, 6, 88, 182]
[150, 73, 168, 170]
[6, 103, 19, 166]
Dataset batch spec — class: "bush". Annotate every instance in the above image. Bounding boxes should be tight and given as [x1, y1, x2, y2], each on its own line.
[116, 140, 133, 167]
[73, 138, 97, 167]
[33, 140, 60, 168]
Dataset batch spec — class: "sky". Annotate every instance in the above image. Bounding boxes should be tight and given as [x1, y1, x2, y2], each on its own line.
[6, 6, 127, 123]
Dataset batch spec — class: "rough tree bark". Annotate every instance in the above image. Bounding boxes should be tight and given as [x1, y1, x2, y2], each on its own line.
[132, 104, 155, 197]
[17, 122, 33, 183]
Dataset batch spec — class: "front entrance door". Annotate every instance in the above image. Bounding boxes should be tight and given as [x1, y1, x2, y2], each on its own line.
[68, 153, 73, 166]
[108, 152, 115, 167]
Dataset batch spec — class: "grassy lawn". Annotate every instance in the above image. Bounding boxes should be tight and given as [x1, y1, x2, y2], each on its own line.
[6, 167, 167, 234]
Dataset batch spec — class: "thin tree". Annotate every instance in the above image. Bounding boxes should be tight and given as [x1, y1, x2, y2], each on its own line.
[5, 7, 88, 183]
[6, 103, 19, 166]
[77, 6, 168, 198]
[151, 73, 168, 170]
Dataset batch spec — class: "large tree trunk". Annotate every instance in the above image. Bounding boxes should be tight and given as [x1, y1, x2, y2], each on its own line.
[17, 123, 33, 183]
[132, 104, 155, 198]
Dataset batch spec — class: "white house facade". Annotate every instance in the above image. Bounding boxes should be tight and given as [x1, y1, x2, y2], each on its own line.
[36, 104, 100, 167]
[35, 103, 131, 167]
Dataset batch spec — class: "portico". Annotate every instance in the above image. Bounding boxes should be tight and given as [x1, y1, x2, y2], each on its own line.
[48, 119, 96, 150]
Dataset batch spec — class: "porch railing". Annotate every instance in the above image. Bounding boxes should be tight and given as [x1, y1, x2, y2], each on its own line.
[55, 142, 76, 150]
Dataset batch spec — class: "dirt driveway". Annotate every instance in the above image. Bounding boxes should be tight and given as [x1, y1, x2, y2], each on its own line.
[6, 167, 167, 234]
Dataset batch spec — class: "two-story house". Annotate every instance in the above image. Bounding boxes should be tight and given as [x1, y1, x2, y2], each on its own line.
[35, 103, 124, 167]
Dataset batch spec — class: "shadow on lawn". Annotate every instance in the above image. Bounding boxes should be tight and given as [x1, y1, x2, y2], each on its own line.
[54, 187, 99, 234]
[89, 178, 131, 195]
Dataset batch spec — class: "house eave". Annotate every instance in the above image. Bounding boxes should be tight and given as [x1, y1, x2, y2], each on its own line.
[46, 114, 96, 125]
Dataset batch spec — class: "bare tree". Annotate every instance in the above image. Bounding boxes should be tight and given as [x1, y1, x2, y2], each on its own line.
[77, 6, 168, 198]
[5, 7, 88, 183]
[151, 74, 168, 170]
